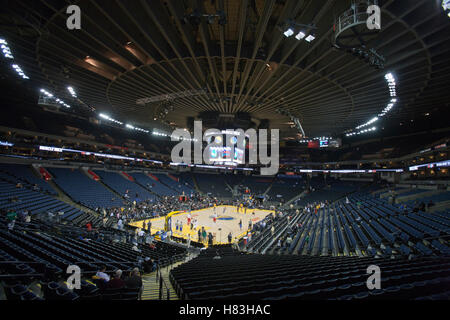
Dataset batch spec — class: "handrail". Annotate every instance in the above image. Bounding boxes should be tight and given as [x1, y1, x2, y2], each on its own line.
[153, 253, 189, 300]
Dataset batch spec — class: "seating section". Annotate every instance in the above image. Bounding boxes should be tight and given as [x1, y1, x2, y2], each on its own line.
[239, 176, 273, 195]
[48, 168, 122, 209]
[0, 177, 86, 222]
[267, 176, 306, 201]
[294, 180, 362, 207]
[246, 186, 450, 259]
[131, 173, 177, 197]
[0, 164, 56, 195]
[0, 216, 187, 300]
[405, 191, 450, 206]
[170, 247, 450, 300]
[94, 170, 155, 202]
[195, 174, 233, 197]
[153, 173, 194, 196]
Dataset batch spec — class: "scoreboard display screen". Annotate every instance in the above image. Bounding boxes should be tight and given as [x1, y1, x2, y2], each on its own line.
[209, 147, 244, 165]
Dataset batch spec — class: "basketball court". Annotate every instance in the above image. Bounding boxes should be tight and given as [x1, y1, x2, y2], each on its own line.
[130, 205, 274, 246]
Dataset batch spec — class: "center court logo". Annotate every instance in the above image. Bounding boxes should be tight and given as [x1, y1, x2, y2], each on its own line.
[171, 121, 279, 176]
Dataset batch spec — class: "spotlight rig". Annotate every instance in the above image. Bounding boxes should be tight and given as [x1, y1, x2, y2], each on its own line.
[279, 19, 317, 43]
[344, 45, 386, 69]
[332, 1, 385, 69]
[275, 108, 306, 138]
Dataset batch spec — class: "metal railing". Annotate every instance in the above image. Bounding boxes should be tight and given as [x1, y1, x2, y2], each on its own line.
[153, 253, 187, 300]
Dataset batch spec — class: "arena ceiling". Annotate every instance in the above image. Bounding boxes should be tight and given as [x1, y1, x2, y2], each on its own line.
[1, 0, 450, 140]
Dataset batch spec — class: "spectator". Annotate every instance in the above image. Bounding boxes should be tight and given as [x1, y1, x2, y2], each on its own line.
[208, 232, 214, 246]
[125, 268, 143, 289]
[96, 265, 110, 282]
[47, 211, 55, 222]
[144, 257, 156, 273]
[228, 232, 233, 243]
[6, 210, 17, 231]
[202, 228, 207, 243]
[108, 270, 125, 289]
[117, 218, 123, 230]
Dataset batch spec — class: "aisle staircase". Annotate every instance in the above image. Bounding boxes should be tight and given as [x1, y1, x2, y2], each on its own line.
[191, 173, 201, 194]
[141, 260, 186, 300]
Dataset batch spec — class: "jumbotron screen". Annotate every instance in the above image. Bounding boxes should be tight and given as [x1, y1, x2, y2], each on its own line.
[205, 130, 248, 165]
[209, 147, 244, 165]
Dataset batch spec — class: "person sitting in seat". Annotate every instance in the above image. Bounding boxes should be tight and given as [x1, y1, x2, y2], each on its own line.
[108, 270, 125, 289]
[95, 265, 110, 283]
[143, 257, 156, 273]
[125, 268, 143, 289]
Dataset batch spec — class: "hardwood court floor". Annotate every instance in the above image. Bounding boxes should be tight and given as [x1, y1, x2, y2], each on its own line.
[130, 205, 273, 245]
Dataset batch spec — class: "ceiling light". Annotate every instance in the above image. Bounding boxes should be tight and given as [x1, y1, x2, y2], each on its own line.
[283, 28, 294, 37]
[67, 86, 77, 98]
[295, 31, 305, 40]
[305, 34, 315, 42]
